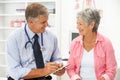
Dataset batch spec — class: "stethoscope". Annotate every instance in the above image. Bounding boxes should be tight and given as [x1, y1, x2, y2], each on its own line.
[24, 24, 45, 51]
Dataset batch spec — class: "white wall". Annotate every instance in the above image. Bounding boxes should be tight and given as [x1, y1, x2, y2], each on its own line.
[98, 0, 120, 62]
[60, 0, 76, 59]
[60, 0, 120, 64]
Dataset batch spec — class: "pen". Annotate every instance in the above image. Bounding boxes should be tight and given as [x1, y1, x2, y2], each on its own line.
[46, 60, 50, 63]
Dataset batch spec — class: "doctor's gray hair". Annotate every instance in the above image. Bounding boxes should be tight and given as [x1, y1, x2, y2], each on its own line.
[25, 3, 49, 22]
[77, 8, 101, 32]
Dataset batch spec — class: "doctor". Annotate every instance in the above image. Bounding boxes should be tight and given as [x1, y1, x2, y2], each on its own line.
[6, 3, 65, 80]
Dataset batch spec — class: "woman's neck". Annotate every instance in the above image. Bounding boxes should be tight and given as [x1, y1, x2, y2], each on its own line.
[83, 32, 97, 43]
[83, 32, 97, 52]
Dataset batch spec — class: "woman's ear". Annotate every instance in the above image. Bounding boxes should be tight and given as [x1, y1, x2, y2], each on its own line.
[90, 21, 95, 29]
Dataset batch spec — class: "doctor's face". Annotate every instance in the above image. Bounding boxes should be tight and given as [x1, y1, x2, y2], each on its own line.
[29, 15, 48, 33]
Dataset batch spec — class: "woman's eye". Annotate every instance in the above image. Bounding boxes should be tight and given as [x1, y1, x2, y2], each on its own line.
[78, 23, 81, 25]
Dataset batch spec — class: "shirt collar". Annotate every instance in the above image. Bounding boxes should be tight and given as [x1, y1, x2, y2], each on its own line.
[96, 32, 104, 42]
[75, 32, 104, 44]
[25, 24, 47, 40]
[25, 24, 35, 40]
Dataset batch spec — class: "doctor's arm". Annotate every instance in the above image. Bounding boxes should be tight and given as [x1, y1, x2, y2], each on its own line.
[23, 62, 60, 79]
[50, 37, 65, 76]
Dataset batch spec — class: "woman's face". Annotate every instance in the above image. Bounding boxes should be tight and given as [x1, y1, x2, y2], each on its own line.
[77, 18, 93, 36]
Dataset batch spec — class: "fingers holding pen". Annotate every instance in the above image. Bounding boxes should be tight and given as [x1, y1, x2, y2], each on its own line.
[44, 62, 60, 74]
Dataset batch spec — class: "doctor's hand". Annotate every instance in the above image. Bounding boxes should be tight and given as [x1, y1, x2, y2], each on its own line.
[100, 77, 105, 80]
[44, 62, 60, 75]
[53, 63, 65, 76]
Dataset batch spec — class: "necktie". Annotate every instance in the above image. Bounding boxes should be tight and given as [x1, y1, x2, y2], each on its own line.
[25, 34, 52, 80]
[33, 34, 44, 68]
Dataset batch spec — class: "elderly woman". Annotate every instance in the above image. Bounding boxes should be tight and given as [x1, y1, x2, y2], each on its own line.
[67, 8, 117, 80]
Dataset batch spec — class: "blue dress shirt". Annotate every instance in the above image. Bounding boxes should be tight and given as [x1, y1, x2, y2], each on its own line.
[6, 24, 62, 80]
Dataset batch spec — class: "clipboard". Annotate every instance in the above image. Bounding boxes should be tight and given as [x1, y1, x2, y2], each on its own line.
[52, 64, 70, 73]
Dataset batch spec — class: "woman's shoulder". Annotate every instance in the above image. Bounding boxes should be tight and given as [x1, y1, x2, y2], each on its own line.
[70, 35, 82, 48]
[97, 33, 113, 48]
[97, 33, 112, 43]
[72, 35, 82, 43]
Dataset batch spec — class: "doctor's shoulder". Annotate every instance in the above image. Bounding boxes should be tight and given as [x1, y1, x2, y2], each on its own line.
[45, 29, 57, 39]
[7, 27, 24, 41]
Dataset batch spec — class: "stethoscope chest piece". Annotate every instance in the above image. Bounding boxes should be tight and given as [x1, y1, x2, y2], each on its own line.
[41, 46, 46, 51]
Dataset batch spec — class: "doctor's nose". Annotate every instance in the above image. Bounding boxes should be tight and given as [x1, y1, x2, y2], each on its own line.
[45, 22, 48, 27]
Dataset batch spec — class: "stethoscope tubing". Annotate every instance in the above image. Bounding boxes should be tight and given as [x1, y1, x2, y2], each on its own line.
[24, 24, 44, 49]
